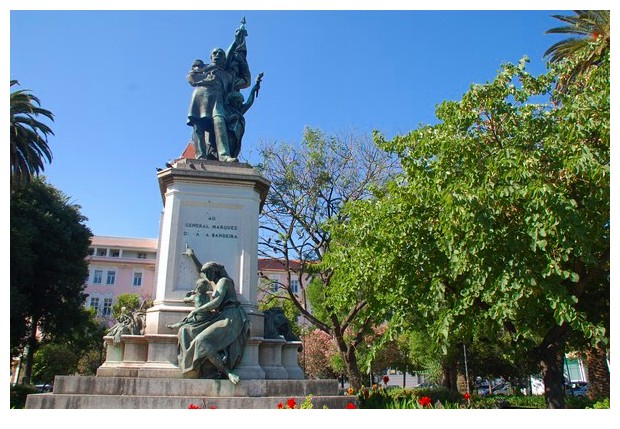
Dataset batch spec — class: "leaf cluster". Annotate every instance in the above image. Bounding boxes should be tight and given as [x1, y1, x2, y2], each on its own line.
[325, 42, 609, 359]
[10, 80, 54, 189]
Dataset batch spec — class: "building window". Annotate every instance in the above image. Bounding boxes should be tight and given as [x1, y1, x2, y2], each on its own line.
[290, 279, 299, 293]
[133, 272, 143, 287]
[102, 298, 113, 316]
[89, 297, 100, 312]
[93, 270, 103, 284]
[96, 249, 107, 257]
[272, 281, 279, 292]
[137, 252, 147, 259]
[110, 249, 120, 257]
[106, 270, 116, 285]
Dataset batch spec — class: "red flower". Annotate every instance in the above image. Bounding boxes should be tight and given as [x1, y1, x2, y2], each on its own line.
[277, 402, 284, 409]
[210, 406, 217, 409]
[287, 398, 297, 409]
[383, 375, 390, 385]
[464, 392, 471, 400]
[188, 403, 201, 409]
[346, 402, 357, 409]
[418, 396, 432, 407]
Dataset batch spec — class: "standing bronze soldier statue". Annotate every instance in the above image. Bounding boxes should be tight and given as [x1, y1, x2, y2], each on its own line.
[186, 18, 261, 163]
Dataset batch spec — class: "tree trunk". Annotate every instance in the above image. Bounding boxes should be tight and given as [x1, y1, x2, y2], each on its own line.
[586, 343, 610, 400]
[330, 326, 364, 390]
[342, 346, 363, 390]
[440, 359, 458, 391]
[539, 352, 565, 408]
[537, 339, 566, 408]
[21, 322, 39, 385]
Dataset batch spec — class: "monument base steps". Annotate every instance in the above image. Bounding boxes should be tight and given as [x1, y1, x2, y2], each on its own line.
[24, 376, 357, 409]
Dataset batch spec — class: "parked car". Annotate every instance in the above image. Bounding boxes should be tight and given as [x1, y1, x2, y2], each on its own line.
[566, 382, 588, 397]
[493, 383, 512, 396]
[478, 383, 511, 396]
[34, 383, 52, 393]
[415, 382, 438, 389]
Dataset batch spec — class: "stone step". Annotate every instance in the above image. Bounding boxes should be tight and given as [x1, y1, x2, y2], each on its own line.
[26, 393, 356, 409]
[49, 376, 339, 397]
[25, 375, 359, 409]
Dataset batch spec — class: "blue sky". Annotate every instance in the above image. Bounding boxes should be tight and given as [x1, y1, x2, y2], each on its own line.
[8, 4, 609, 240]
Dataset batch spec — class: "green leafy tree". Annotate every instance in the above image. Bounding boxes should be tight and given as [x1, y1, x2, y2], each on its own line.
[10, 80, 54, 189]
[11, 178, 93, 384]
[256, 128, 398, 389]
[31, 343, 80, 385]
[363, 326, 412, 382]
[111, 293, 142, 321]
[31, 310, 106, 384]
[326, 38, 608, 409]
[545, 11, 611, 400]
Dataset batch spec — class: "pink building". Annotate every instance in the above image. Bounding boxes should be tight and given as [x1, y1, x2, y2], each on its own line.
[85, 236, 158, 325]
[84, 235, 308, 326]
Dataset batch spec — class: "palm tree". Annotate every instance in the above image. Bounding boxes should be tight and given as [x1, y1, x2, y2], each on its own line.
[544, 10, 610, 90]
[10, 80, 54, 188]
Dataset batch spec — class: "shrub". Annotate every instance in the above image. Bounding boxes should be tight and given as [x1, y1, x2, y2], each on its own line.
[10, 384, 37, 409]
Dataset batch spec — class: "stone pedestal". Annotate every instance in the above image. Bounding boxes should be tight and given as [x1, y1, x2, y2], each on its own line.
[135, 159, 270, 377]
[146, 158, 270, 334]
[89, 158, 309, 385]
[259, 339, 289, 379]
[147, 159, 270, 308]
[234, 337, 266, 380]
[93, 159, 304, 381]
[25, 376, 356, 409]
[282, 342, 304, 379]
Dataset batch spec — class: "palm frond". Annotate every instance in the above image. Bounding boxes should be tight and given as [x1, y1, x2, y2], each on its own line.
[9, 81, 55, 188]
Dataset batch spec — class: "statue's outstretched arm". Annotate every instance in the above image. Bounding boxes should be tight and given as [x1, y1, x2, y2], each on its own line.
[182, 245, 202, 274]
[242, 73, 263, 114]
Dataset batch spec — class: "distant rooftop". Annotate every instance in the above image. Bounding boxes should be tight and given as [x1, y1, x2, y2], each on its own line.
[258, 258, 302, 271]
[90, 235, 158, 250]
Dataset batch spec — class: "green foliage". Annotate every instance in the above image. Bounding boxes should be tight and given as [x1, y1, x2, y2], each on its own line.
[32, 343, 80, 384]
[31, 307, 106, 383]
[587, 398, 610, 409]
[410, 386, 463, 405]
[352, 385, 605, 409]
[77, 349, 106, 376]
[10, 80, 54, 188]
[466, 324, 538, 382]
[11, 178, 93, 383]
[356, 386, 464, 409]
[256, 128, 399, 388]
[327, 38, 609, 362]
[304, 277, 330, 324]
[300, 395, 314, 409]
[10, 384, 37, 409]
[111, 293, 142, 321]
[544, 11, 610, 91]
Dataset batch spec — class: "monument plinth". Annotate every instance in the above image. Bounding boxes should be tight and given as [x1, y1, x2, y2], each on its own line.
[146, 158, 269, 335]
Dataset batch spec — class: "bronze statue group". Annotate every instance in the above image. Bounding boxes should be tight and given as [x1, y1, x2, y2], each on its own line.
[186, 18, 262, 163]
[167, 247, 249, 384]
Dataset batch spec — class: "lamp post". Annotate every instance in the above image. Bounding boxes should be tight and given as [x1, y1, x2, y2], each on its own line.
[463, 341, 470, 399]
